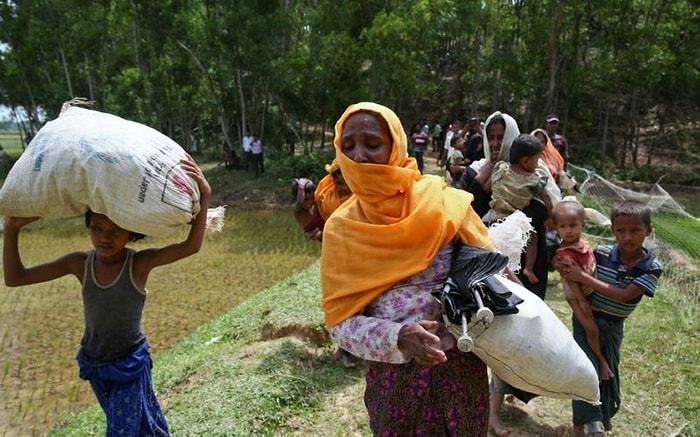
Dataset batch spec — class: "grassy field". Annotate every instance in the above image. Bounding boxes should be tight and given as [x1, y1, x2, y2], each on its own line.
[0, 131, 24, 177]
[0, 130, 25, 153]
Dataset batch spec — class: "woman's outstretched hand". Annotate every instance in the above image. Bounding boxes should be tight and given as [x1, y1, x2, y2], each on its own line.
[398, 320, 448, 367]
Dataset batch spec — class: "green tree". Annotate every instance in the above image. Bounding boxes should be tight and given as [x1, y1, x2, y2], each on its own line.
[0, 0, 697, 181]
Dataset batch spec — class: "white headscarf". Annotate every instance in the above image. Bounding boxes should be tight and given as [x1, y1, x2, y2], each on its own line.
[470, 111, 520, 173]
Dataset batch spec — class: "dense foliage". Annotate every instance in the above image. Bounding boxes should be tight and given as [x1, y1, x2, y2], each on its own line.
[1, 0, 698, 182]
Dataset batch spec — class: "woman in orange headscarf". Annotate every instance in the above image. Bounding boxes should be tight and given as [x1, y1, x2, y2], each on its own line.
[531, 128, 565, 184]
[321, 102, 495, 436]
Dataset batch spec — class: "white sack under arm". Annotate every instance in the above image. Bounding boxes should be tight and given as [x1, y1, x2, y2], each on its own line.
[446, 275, 601, 405]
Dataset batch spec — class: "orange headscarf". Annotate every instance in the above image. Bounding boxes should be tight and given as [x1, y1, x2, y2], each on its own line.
[531, 128, 565, 182]
[314, 158, 352, 221]
[321, 102, 493, 327]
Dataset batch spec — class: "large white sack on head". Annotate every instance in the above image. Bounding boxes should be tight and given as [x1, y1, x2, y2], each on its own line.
[446, 275, 600, 404]
[0, 106, 200, 238]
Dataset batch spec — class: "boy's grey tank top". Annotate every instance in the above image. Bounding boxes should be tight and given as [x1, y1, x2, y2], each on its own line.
[80, 249, 146, 366]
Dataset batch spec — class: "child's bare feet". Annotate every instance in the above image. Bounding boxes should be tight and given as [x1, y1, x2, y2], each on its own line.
[599, 359, 615, 381]
[523, 268, 539, 284]
[489, 416, 513, 436]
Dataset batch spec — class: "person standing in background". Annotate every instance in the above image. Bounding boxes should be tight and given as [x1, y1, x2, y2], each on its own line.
[446, 134, 467, 185]
[431, 122, 442, 153]
[438, 120, 462, 169]
[463, 117, 485, 166]
[251, 134, 264, 177]
[242, 131, 253, 172]
[531, 128, 565, 185]
[411, 122, 429, 173]
[545, 114, 569, 169]
[222, 145, 235, 170]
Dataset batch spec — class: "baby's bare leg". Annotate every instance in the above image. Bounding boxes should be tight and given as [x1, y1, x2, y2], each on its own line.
[568, 296, 614, 381]
[523, 233, 539, 284]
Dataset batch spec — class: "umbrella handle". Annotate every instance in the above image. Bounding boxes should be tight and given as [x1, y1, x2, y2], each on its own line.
[471, 288, 494, 327]
[476, 307, 494, 328]
[457, 313, 474, 352]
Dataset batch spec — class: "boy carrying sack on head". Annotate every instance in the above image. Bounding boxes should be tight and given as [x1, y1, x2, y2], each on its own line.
[3, 155, 210, 436]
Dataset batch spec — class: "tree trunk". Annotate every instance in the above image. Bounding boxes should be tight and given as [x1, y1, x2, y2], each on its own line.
[320, 119, 326, 150]
[17, 65, 41, 135]
[58, 41, 73, 98]
[84, 54, 95, 101]
[648, 105, 666, 168]
[545, 1, 563, 112]
[237, 67, 247, 140]
[471, 29, 483, 118]
[601, 95, 610, 159]
[129, 0, 142, 71]
[177, 41, 233, 153]
[630, 89, 640, 168]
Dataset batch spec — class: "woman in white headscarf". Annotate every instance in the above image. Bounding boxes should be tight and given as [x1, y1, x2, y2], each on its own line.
[458, 112, 520, 214]
[457, 111, 559, 436]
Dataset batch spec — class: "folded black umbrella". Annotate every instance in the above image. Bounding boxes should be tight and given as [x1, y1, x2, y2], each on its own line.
[433, 244, 523, 326]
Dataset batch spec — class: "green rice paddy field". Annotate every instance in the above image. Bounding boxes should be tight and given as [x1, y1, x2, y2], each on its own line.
[0, 131, 24, 153]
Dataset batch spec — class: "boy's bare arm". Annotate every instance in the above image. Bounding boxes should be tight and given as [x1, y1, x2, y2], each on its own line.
[3, 217, 85, 286]
[560, 258, 645, 302]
